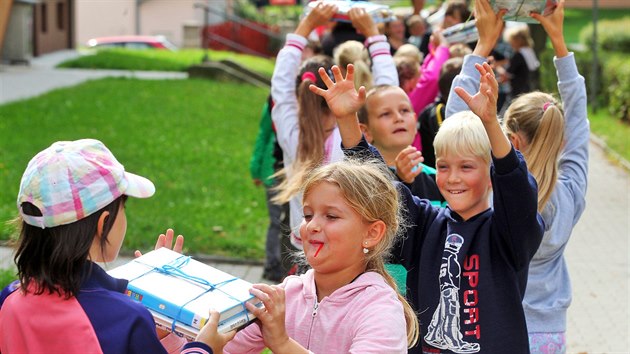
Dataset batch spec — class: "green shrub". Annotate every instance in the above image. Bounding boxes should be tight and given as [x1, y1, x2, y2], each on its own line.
[579, 17, 630, 53]
[0, 268, 17, 289]
[604, 56, 630, 122]
[538, 48, 604, 106]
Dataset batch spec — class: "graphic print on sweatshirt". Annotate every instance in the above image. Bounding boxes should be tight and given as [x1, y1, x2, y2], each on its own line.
[424, 234, 480, 353]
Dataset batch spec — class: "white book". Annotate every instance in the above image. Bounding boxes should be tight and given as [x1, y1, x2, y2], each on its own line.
[492, 0, 557, 23]
[108, 248, 262, 334]
[304, 1, 396, 23]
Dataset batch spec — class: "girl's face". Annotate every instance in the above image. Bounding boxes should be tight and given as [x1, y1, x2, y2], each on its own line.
[300, 182, 372, 275]
[436, 152, 492, 221]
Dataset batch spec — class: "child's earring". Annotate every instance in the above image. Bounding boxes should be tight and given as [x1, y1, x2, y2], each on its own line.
[363, 241, 369, 254]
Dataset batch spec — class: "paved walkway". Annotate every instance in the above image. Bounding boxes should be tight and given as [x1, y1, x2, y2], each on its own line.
[1, 51, 628, 353]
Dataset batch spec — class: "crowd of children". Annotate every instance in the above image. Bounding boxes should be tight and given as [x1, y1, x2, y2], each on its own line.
[1, 0, 589, 353]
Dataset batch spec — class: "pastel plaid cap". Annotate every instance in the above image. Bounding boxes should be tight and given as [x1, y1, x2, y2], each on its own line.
[17, 139, 155, 228]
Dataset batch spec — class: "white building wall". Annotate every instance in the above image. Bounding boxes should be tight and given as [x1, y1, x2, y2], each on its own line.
[75, 0, 136, 47]
[75, 0, 228, 48]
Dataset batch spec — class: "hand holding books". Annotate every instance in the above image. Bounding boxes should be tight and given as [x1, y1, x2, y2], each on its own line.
[304, 0, 396, 24]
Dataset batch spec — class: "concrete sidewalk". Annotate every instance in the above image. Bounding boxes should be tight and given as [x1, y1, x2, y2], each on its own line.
[1, 51, 628, 353]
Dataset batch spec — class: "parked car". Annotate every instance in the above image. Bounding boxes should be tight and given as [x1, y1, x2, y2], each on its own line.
[86, 35, 177, 51]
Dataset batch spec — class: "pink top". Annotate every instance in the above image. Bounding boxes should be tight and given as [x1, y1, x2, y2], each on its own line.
[409, 45, 451, 151]
[223, 270, 408, 353]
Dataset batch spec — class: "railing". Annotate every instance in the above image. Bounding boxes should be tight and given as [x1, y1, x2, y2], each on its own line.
[196, 3, 284, 58]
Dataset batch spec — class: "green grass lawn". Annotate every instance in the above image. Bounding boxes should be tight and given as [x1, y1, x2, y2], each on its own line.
[0, 78, 271, 259]
[589, 108, 630, 163]
[60, 48, 276, 78]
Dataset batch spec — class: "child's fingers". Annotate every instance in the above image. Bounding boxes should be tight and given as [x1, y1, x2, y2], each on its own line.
[357, 86, 366, 102]
[454, 86, 472, 104]
[309, 84, 326, 97]
[317, 67, 334, 88]
[154, 233, 166, 250]
[345, 63, 355, 82]
[331, 65, 344, 84]
[173, 235, 184, 254]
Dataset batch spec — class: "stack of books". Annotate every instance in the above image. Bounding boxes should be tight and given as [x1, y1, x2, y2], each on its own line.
[304, 1, 396, 23]
[108, 248, 262, 340]
[443, 20, 479, 44]
[492, 0, 557, 23]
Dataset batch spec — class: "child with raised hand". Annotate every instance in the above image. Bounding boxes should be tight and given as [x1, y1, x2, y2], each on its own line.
[449, 1, 589, 351]
[271, 2, 397, 252]
[311, 59, 543, 353]
[223, 159, 419, 353]
[356, 84, 443, 204]
[0, 139, 234, 354]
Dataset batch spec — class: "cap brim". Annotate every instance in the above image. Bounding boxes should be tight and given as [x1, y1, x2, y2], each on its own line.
[123, 172, 155, 198]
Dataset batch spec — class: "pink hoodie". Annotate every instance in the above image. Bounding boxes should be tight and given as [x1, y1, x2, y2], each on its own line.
[223, 270, 408, 353]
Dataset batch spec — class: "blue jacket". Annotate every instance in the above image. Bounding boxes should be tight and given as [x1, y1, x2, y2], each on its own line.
[0, 262, 213, 354]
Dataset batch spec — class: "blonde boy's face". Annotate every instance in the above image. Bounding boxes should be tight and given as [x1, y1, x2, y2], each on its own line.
[363, 87, 416, 152]
[436, 152, 492, 221]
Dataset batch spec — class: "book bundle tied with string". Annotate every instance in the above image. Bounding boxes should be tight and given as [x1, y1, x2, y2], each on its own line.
[442, 0, 557, 44]
[108, 247, 263, 340]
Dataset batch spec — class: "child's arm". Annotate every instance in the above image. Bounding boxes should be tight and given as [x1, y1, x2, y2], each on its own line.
[453, 62, 511, 158]
[271, 3, 337, 161]
[445, 0, 506, 118]
[349, 8, 398, 86]
[309, 64, 366, 148]
[409, 31, 450, 115]
[533, 0, 589, 213]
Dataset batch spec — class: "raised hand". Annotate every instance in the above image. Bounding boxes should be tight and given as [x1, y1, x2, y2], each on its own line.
[349, 7, 379, 37]
[473, 0, 507, 57]
[309, 64, 366, 119]
[531, 0, 568, 57]
[134, 228, 184, 258]
[453, 62, 499, 124]
[195, 310, 237, 353]
[295, 2, 337, 38]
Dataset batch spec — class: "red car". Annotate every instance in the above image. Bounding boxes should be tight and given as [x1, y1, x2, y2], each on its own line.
[86, 35, 177, 51]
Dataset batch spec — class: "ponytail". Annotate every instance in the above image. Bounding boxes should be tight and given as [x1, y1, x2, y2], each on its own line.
[273, 55, 334, 204]
[503, 92, 565, 211]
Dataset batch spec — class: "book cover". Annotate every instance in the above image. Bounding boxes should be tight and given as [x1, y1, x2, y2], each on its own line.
[107, 248, 262, 331]
[304, 1, 396, 23]
[151, 308, 257, 340]
[492, 0, 557, 23]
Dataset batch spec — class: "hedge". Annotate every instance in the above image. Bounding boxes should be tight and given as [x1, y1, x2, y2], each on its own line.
[579, 17, 630, 54]
[539, 48, 629, 122]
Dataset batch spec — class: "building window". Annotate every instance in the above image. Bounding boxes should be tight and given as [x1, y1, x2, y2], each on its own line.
[41, 3, 47, 33]
[57, 2, 64, 30]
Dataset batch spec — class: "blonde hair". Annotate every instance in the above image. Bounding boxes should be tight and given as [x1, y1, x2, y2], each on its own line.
[503, 92, 564, 211]
[333, 40, 373, 91]
[273, 55, 334, 204]
[394, 43, 424, 64]
[504, 26, 534, 48]
[301, 159, 419, 348]
[434, 111, 491, 165]
[448, 42, 472, 58]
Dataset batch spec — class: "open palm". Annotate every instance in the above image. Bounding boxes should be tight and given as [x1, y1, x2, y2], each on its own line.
[310, 64, 366, 118]
[454, 62, 498, 124]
